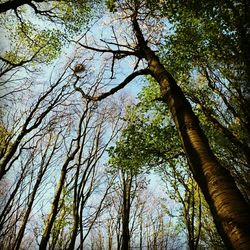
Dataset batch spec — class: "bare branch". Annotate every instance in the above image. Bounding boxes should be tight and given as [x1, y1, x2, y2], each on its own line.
[74, 69, 151, 101]
[0, 0, 52, 14]
[0, 49, 42, 77]
[78, 43, 140, 57]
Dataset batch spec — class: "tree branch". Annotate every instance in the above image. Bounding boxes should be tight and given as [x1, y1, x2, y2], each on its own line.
[78, 43, 140, 57]
[74, 69, 151, 101]
[0, 48, 43, 77]
[0, 0, 44, 14]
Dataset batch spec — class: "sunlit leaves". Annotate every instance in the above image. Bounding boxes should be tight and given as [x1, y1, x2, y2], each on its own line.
[1, 0, 101, 67]
[108, 79, 182, 174]
[51, 0, 95, 34]
[3, 22, 62, 64]
[158, 0, 246, 84]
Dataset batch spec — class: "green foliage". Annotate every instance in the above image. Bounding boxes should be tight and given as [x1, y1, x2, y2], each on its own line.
[51, 0, 95, 34]
[0, 124, 12, 158]
[157, 0, 249, 100]
[49, 186, 73, 248]
[107, 75, 224, 248]
[105, 0, 117, 12]
[161, 9, 233, 77]
[152, 0, 250, 176]
[108, 79, 183, 174]
[4, 22, 63, 64]
[1, 0, 101, 65]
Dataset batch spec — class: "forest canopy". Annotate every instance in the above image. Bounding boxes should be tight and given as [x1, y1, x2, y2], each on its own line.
[0, 0, 249, 249]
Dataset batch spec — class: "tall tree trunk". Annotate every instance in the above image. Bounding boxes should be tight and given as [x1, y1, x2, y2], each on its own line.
[14, 170, 44, 250]
[139, 217, 143, 250]
[108, 219, 113, 250]
[14, 136, 56, 250]
[67, 160, 80, 250]
[39, 165, 67, 250]
[67, 203, 79, 250]
[39, 153, 78, 249]
[39, 107, 86, 249]
[121, 178, 130, 250]
[39, 147, 81, 249]
[132, 16, 250, 249]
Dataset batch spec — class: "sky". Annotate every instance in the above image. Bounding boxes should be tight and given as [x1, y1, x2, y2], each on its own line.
[0, 3, 188, 248]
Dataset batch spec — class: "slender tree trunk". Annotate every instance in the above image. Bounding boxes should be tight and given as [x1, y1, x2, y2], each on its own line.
[121, 205, 130, 250]
[67, 161, 80, 250]
[139, 218, 143, 250]
[0, 170, 25, 232]
[14, 137, 56, 250]
[39, 106, 86, 249]
[195, 189, 202, 250]
[108, 219, 113, 250]
[14, 172, 43, 250]
[0, 80, 61, 181]
[39, 149, 80, 249]
[121, 175, 131, 250]
[67, 204, 79, 250]
[132, 15, 250, 249]
[39, 165, 67, 250]
[0, 133, 24, 180]
[116, 216, 121, 250]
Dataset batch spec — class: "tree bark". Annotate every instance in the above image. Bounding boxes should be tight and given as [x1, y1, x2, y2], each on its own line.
[121, 174, 131, 250]
[132, 16, 250, 249]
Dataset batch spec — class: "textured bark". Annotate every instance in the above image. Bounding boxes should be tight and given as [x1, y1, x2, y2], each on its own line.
[132, 16, 250, 249]
[67, 161, 80, 250]
[191, 95, 250, 168]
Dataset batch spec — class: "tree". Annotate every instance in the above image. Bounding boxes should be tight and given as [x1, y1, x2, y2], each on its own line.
[39, 82, 122, 249]
[104, 165, 146, 249]
[156, 0, 250, 168]
[1, 0, 250, 248]
[13, 132, 61, 250]
[109, 82, 225, 249]
[0, 0, 100, 105]
[0, 65, 77, 180]
[74, 1, 250, 248]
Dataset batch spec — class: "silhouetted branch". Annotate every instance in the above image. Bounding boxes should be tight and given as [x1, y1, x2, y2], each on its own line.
[74, 68, 151, 101]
